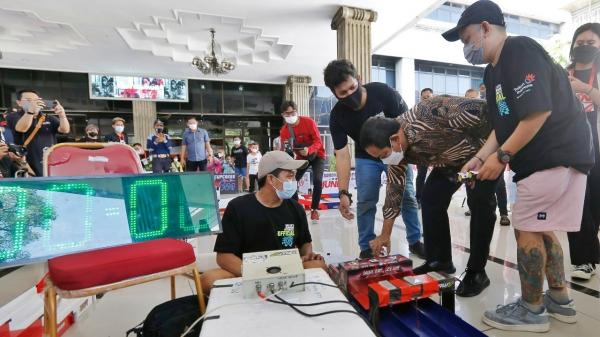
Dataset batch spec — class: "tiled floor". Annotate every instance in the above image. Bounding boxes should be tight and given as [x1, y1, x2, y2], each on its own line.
[7, 187, 598, 337]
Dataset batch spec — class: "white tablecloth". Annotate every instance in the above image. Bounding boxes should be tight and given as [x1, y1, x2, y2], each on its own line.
[199, 268, 376, 337]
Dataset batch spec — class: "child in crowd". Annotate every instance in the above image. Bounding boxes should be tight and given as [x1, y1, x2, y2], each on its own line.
[222, 155, 235, 174]
[246, 142, 262, 193]
[171, 155, 184, 172]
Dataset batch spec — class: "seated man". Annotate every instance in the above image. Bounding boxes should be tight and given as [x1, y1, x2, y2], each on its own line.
[359, 95, 499, 297]
[202, 151, 326, 293]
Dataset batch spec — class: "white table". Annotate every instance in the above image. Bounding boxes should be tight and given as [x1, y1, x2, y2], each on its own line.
[200, 268, 377, 337]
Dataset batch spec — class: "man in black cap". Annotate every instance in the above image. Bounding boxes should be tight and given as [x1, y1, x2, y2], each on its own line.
[443, 0, 594, 332]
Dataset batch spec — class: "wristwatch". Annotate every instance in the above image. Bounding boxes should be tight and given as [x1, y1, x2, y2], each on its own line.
[339, 189, 353, 205]
[497, 149, 513, 164]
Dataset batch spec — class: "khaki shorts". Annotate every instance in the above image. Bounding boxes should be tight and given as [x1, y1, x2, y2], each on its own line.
[512, 167, 587, 232]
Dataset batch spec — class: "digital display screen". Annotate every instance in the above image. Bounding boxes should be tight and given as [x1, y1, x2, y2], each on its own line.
[0, 173, 220, 269]
[89, 74, 189, 102]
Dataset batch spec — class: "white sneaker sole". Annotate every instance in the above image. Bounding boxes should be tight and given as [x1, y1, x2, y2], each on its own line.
[548, 312, 578, 324]
[482, 316, 550, 333]
[571, 270, 595, 280]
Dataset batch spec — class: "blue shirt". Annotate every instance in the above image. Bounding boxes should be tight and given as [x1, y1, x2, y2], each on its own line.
[147, 134, 172, 155]
[182, 128, 210, 161]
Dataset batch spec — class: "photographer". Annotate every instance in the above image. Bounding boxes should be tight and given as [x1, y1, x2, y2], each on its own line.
[279, 100, 325, 221]
[6, 89, 69, 177]
[146, 120, 172, 173]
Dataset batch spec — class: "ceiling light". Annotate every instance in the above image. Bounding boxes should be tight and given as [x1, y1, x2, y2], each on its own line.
[192, 28, 235, 75]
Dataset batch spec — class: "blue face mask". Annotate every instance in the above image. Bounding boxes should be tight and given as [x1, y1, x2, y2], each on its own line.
[272, 176, 298, 200]
[463, 28, 485, 65]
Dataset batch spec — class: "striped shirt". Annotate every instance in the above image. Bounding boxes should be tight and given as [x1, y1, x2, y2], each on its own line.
[383, 95, 491, 220]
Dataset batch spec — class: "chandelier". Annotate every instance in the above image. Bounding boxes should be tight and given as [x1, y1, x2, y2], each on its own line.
[192, 28, 235, 75]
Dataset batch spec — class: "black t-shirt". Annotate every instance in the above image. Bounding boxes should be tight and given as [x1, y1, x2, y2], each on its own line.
[484, 36, 595, 181]
[329, 82, 409, 160]
[230, 145, 248, 168]
[213, 194, 312, 259]
[573, 67, 600, 161]
[6, 111, 61, 177]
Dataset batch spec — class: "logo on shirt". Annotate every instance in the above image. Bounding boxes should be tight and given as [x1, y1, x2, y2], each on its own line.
[537, 212, 547, 220]
[513, 73, 536, 100]
[576, 92, 595, 113]
[495, 84, 511, 116]
[277, 223, 295, 248]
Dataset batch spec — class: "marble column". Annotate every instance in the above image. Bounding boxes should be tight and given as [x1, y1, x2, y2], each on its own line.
[132, 101, 157, 148]
[284, 75, 312, 117]
[331, 6, 378, 83]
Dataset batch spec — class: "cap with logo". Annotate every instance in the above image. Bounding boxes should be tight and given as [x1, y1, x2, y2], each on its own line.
[257, 151, 308, 179]
[442, 0, 505, 42]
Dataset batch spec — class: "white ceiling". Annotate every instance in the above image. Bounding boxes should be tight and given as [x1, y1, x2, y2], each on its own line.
[0, 0, 574, 86]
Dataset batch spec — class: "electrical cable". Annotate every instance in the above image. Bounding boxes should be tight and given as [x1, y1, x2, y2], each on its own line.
[289, 281, 340, 289]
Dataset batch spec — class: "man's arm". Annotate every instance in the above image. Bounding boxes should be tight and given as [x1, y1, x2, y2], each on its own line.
[55, 103, 69, 134]
[204, 131, 213, 157]
[478, 111, 551, 180]
[335, 145, 353, 220]
[181, 144, 187, 161]
[14, 114, 35, 133]
[371, 163, 408, 255]
[216, 253, 242, 277]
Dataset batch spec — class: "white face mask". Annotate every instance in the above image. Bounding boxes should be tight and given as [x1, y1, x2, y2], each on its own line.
[234, 140, 241, 146]
[114, 125, 125, 133]
[188, 123, 198, 130]
[380, 138, 404, 166]
[284, 115, 298, 124]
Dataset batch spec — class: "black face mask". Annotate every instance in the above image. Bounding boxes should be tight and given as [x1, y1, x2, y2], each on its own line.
[87, 132, 98, 138]
[156, 128, 164, 134]
[338, 82, 363, 110]
[572, 44, 599, 64]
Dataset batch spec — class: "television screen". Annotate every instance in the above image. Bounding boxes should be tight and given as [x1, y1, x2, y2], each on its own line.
[0, 173, 220, 269]
[89, 74, 189, 102]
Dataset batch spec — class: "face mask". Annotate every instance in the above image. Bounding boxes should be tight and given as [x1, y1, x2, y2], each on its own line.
[572, 44, 599, 64]
[156, 128, 164, 134]
[463, 28, 485, 65]
[189, 123, 198, 130]
[87, 132, 98, 138]
[272, 177, 298, 200]
[338, 82, 363, 110]
[234, 140, 241, 146]
[380, 138, 404, 166]
[114, 125, 124, 133]
[284, 116, 298, 124]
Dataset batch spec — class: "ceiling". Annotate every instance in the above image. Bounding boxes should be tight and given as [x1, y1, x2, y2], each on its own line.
[0, 0, 574, 86]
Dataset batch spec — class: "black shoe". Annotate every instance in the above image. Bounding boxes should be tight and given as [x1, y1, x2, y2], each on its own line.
[359, 249, 374, 259]
[465, 210, 471, 216]
[413, 261, 456, 275]
[456, 269, 490, 297]
[409, 242, 426, 259]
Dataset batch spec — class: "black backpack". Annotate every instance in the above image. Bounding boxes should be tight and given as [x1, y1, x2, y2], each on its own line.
[126, 295, 202, 337]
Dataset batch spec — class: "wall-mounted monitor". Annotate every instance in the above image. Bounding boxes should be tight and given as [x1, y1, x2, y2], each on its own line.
[0, 172, 220, 269]
[89, 74, 189, 102]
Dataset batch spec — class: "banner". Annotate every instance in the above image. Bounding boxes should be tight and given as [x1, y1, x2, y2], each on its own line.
[214, 174, 238, 194]
[298, 170, 356, 195]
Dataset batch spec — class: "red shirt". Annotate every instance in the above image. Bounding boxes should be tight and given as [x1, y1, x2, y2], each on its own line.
[279, 116, 325, 159]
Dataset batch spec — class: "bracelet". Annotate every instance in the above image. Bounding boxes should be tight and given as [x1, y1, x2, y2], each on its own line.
[474, 155, 485, 164]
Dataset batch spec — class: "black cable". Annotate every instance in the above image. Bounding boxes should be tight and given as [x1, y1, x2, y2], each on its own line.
[272, 294, 382, 337]
[266, 298, 350, 307]
[273, 294, 361, 318]
[290, 281, 339, 289]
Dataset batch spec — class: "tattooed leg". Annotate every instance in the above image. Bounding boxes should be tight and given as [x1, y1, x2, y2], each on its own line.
[516, 229, 546, 305]
[542, 232, 567, 295]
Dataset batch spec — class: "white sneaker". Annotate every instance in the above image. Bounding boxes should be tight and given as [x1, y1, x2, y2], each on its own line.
[571, 264, 596, 280]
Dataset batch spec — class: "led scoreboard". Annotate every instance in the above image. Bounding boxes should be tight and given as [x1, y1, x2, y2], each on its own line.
[0, 173, 220, 269]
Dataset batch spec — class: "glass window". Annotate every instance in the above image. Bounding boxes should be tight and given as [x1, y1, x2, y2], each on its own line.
[433, 74, 445, 93]
[458, 76, 471, 96]
[418, 72, 433, 91]
[223, 83, 244, 114]
[445, 75, 458, 96]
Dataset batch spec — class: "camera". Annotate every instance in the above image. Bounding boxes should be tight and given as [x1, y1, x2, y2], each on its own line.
[457, 171, 478, 183]
[8, 144, 27, 157]
[283, 140, 294, 158]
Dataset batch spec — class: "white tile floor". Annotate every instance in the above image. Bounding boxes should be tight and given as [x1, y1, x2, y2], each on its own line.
[14, 187, 599, 337]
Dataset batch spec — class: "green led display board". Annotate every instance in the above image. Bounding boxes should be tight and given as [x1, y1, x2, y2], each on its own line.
[0, 173, 220, 269]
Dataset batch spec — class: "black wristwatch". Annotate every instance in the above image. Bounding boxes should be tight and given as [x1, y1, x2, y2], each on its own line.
[497, 149, 513, 164]
[339, 189, 353, 205]
[26, 111, 35, 115]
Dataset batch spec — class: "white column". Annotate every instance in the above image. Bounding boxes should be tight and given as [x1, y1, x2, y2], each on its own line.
[395, 58, 416, 108]
[132, 101, 157, 147]
[284, 75, 312, 116]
